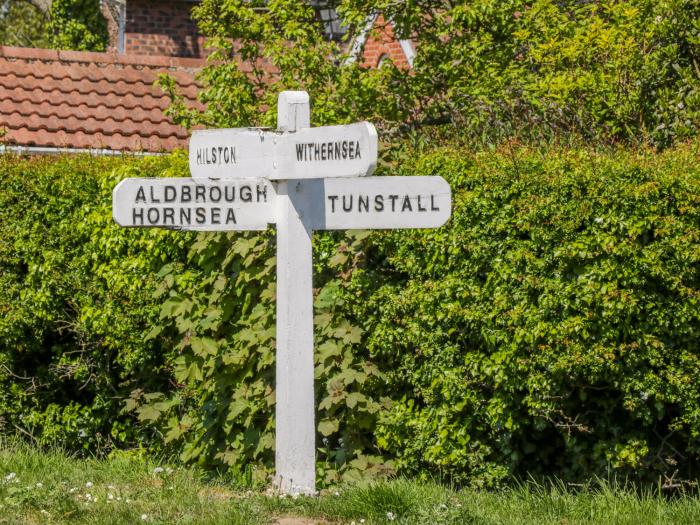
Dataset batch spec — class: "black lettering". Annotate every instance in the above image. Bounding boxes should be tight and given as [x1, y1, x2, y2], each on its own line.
[181, 186, 191, 203]
[355, 141, 361, 158]
[135, 186, 146, 203]
[224, 186, 236, 202]
[163, 208, 175, 225]
[342, 142, 348, 159]
[334, 142, 341, 159]
[359, 195, 369, 212]
[321, 143, 327, 160]
[132, 207, 144, 224]
[349, 141, 355, 159]
[147, 208, 159, 224]
[296, 143, 304, 161]
[226, 208, 236, 224]
[389, 195, 399, 211]
[374, 195, 384, 212]
[197, 149, 202, 165]
[223, 147, 229, 164]
[149, 186, 161, 203]
[212, 147, 217, 164]
[328, 195, 338, 213]
[402, 195, 413, 212]
[417, 195, 426, 211]
[231, 146, 237, 163]
[164, 185, 177, 202]
[180, 208, 191, 224]
[342, 195, 353, 212]
[314, 143, 320, 160]
[209, 186, 222, 202]
[211, 208, 221, 224]
[195, 186, 206, 201]
[217, 146, 223, 165]
[431, 195, 439, 211]
[257, 184, 267, 202]
[196, 207, 206, 224]
[241, 185, 252, 202]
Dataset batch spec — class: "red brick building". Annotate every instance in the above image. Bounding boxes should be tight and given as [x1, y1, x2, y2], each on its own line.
[105, 0, 413, 65]
[0, 1, 413, 153]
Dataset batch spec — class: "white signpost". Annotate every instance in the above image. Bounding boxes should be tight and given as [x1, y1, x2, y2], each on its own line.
[112, 91, 451, 495]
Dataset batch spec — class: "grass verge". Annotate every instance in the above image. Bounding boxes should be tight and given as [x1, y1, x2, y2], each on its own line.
[0, 442, 698, 524]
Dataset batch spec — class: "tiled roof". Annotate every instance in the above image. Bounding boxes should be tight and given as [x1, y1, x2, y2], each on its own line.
[0, 46, 205, 152]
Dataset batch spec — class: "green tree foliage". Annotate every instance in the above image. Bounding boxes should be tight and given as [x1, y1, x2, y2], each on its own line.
[0, 1, 50, 48]
[47, 0, 108, 51]
[168, 0, 700, 148]
[0, 0, 108, 51]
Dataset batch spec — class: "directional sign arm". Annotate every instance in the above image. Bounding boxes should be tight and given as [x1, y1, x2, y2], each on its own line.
[189, 122, 378, 180]
[112, 177, 276, 231]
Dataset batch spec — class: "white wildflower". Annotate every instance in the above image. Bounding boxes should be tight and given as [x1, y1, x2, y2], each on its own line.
[85, 482, 93, 489]
[333, 490, 340, 496]
[4, 473, 16, 481]
[153, 467, 164, 474]
[69, 487, 77, 493]
[594, 217, 604, 224]
[36, 482, 43, 488]
[165, 468, 174, 475]
[141, 514, 149, 521]
[387, 511, 396, 521]
[107, 494, 114, 501]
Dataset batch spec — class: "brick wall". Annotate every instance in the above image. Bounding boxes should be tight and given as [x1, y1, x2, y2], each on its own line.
[125, 0, 206, 58]
[361, 15, 410, 69]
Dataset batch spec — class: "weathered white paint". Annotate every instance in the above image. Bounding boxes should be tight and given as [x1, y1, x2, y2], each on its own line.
[188, 122, 377, 180]
[274, 91, 317, 495]
[112, 177, 275, 231]
[297, 176, 451, 230]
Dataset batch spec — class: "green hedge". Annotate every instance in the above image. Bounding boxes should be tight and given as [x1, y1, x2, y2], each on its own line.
[1, 145, 699, 487]
[356, 144, 700, 485]
[0, 153, 191, 452]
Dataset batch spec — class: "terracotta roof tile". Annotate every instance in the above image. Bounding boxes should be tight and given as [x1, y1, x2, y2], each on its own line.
[0, 46, 204, 152]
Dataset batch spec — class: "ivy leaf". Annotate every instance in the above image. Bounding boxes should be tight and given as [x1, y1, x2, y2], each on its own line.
[318, 419, 339, 436]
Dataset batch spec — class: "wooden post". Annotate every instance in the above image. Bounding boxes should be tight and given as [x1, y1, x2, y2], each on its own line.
[274, 91, 316, 494]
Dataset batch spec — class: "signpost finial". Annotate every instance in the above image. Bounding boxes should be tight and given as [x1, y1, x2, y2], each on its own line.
[277, 91, 310, 132]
